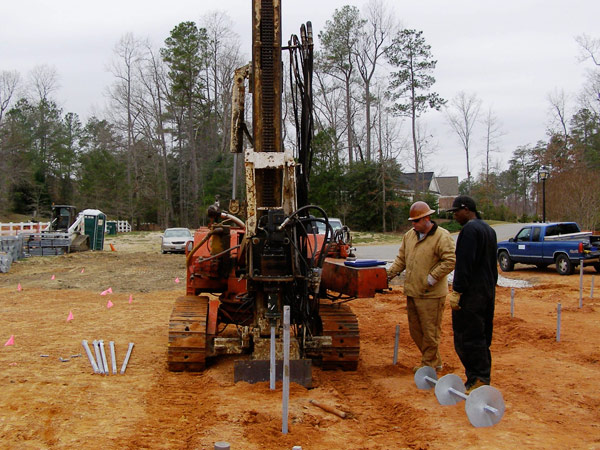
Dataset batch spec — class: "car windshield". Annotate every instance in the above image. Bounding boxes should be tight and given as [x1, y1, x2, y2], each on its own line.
[164, 229, 191, 238]
[315, 218, 343, 234]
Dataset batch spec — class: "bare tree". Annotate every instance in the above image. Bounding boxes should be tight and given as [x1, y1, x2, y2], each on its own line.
[446, 91, 481, 192]
[135, 43, 175, 227]
[353, 0, 396, 161]
[481, 106, 504, 183]
[107, 33, 146, 226]
[28, 64, 59, 102]
[312, 69, 346, 164]
[547, 88, 570, 142]
[0, 70, 20, 125]
[575, 34, 600, 117]
[201, 10, 243, 153]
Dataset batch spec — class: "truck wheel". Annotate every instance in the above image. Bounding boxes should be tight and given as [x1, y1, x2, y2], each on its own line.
[555, 254, 573, 275]
[498, 251, 514, 272]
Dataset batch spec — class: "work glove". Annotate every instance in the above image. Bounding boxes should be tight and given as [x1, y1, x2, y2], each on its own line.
[427, 274, 437, 286]
[448, 291, 461, 310]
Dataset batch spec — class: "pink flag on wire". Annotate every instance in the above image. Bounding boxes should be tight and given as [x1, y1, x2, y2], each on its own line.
[67, 311, 74, 322]
[129, 294, 133, 304]
[175, 277, 180, 284]
[81, 268, 85, 274]
[4, 335, 14, 346]
[107, 287, 113, 294]
[17, 283, 22, 292]
[107, 300, 114, 309]
[100, 290, 108, 296]
[51, 275, 56, 280]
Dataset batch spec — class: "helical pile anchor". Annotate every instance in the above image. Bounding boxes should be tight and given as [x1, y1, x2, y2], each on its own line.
[414, 366, 505, 427]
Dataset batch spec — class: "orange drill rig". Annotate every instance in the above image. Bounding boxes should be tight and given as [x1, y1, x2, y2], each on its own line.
[167, 0, 388, 385]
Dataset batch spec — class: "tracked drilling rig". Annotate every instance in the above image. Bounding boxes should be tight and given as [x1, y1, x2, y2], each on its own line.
[167, 0, 387, 384]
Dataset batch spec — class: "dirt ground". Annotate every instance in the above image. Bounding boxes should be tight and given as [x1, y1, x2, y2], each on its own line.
[1, 232, 600, 449]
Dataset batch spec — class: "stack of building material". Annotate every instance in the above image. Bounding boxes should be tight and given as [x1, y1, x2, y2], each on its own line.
[22, 232, 70, 256]
[0, 235, 25, 273]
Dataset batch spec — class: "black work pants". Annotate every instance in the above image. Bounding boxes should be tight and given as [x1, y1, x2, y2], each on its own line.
[451, 290, 495, 384]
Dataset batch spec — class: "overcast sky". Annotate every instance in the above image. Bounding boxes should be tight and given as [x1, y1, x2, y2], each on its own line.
[2, 0, 599, 180]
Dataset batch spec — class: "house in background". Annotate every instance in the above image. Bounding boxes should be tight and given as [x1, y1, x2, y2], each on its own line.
[398, 172, 459, 211]
[435, 176, 460, 210]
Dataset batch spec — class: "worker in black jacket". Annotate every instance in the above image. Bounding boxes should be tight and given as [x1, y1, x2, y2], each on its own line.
[446, 195, 498, 392]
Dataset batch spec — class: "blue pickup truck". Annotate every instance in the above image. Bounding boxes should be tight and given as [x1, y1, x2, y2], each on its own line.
[497, 222, 600, 275]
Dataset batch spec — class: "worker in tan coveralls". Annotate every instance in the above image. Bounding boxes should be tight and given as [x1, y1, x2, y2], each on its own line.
[387, 201, 456, 372]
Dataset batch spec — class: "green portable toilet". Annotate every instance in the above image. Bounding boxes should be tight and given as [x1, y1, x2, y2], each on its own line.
[82, 209, 106, 250]
[106, 221, 118, 235]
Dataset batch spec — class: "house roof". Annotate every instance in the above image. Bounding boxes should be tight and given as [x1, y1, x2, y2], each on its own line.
[399, 172, 436, 193]
[436, 176, 459, 197]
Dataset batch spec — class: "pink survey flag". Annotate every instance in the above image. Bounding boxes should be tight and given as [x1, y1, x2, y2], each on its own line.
[129, 294, 133, 304]
[81, 268, 85, 274]
[100, 289, 108, 296]
[107, 300, 114, 309]
[107, 287, 113, 294]
[67, 311, 74, 322]
[51, 275, 56, 280]
[17, 283, 22, 292]
[175, 277, 180, 284]
[4, 335, 14, 346]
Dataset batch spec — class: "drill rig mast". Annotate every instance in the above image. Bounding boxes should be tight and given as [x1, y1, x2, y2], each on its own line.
[167, 0, 387, 384]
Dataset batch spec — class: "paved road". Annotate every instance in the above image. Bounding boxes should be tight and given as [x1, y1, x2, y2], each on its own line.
[354, 222, 527, 262]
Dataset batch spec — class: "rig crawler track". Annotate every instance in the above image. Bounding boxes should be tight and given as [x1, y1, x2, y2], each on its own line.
[319, 301, 359, 370]
[167, 295, 209, 372]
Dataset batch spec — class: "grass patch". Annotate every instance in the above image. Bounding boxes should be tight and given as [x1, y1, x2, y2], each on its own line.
[352, 231, 403, 245]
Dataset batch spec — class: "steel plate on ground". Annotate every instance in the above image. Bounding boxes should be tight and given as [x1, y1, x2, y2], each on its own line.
[435, 374, 466, 406]
[414, 366, 437, 390]
[465, 385, 505, 427]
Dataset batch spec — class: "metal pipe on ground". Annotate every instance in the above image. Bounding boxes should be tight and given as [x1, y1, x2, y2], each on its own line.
[109, 341, 117, 374]
[93, 340, 104, 374]
[393, 324, 400, 364]
[120, 343, 134, 374]
[99, 340, 109, 375]
[82, 340, 100, 373]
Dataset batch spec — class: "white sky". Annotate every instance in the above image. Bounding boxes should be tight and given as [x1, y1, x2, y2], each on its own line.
[2, 0, 599, 180]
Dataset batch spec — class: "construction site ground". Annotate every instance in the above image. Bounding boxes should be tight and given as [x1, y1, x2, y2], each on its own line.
[1, 231, 599, 449]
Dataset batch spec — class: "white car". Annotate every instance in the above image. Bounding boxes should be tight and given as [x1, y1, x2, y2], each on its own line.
[161, 228, 192, 254]
[315, 218, 344, 238]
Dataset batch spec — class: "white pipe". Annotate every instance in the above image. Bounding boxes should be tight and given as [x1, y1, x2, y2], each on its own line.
[120, 343, 134, 374]
[393, 325, 400, 365]
[282, 306, 290, 434]
[99, 340, 109, 375]
[93, 340, 104, 374]
[109, 341, 117, 374]
[270, 325, 276, 390]
[82, 340, 100, 373]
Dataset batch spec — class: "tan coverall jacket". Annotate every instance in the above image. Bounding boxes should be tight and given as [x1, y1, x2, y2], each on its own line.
[387, 223, 456, 297]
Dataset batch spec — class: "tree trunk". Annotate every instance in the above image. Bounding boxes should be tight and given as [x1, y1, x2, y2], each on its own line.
[345, 76, 353, 164]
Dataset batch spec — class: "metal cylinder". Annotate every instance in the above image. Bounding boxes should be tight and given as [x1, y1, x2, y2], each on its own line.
[214, 442, 230, 450]
[393, 325, 400, 365]
[556, 303, 562, 342]
[282, 305, 290, 434]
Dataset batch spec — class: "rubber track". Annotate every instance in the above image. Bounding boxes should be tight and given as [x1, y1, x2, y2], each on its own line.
[319, 301, 359, 370]
[167, 295, 209, 372]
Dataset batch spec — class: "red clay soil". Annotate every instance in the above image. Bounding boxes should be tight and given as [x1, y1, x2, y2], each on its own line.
[1, 234, 599, 449]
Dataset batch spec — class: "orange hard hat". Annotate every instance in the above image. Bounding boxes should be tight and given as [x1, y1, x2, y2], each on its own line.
[408, 201, 435, 221]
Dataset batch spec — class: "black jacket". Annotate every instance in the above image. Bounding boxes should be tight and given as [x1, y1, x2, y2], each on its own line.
[452, 219, 498, 296]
